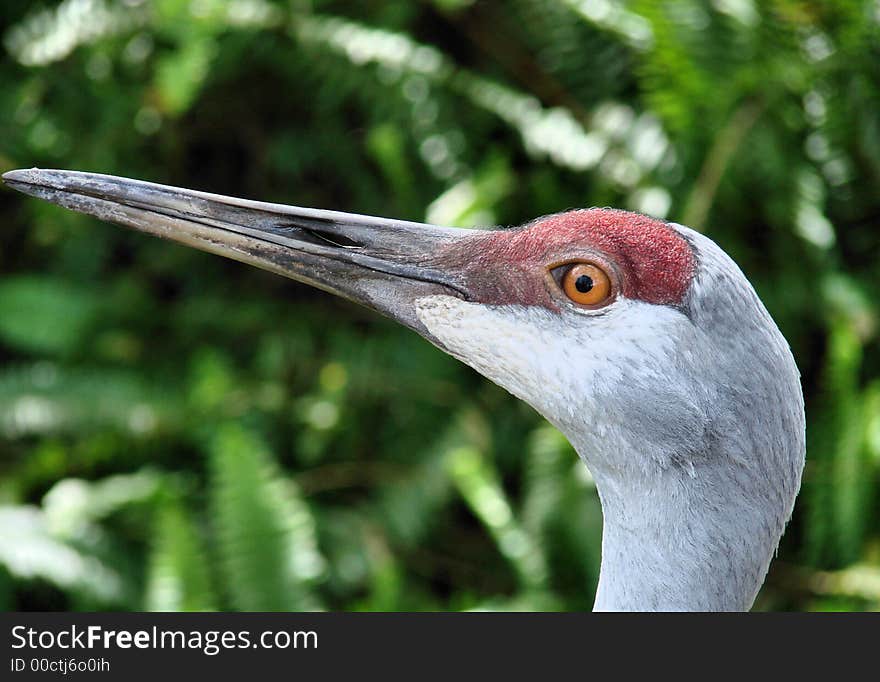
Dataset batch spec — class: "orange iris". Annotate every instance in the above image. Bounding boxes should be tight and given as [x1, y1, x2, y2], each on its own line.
[561, 263, 612, 306]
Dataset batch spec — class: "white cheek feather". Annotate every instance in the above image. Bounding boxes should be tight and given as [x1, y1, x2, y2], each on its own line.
[414, 294, 684, 428]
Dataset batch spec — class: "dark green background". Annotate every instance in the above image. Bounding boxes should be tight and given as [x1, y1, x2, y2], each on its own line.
[0, 0, 878, 611]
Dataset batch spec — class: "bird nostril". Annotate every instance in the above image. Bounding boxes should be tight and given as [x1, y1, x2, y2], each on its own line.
[298, 227, 363, 249]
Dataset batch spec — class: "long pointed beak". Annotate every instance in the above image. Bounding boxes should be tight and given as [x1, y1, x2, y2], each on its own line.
[3, 168, 479, 342]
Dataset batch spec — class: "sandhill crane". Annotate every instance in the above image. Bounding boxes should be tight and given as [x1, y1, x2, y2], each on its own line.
[3, 168, 805, 612]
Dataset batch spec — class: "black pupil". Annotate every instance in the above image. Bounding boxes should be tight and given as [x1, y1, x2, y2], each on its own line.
[574, 274, 594, 293]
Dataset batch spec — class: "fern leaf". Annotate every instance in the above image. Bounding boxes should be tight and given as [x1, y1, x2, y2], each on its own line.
[208, 423, 324, 611]
[145, 499, 216, 611]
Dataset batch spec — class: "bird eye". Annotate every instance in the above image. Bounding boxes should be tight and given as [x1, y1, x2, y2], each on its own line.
[559, 262, 612, 306]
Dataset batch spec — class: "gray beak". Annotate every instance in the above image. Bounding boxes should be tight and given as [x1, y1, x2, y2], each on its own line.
[3, 168, 478, 341]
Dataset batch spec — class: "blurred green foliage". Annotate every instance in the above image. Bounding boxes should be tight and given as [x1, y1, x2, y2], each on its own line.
[0, 0, 878, 612]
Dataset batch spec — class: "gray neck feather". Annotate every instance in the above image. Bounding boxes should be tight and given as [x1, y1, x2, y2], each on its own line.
[588, 460, 786, 611]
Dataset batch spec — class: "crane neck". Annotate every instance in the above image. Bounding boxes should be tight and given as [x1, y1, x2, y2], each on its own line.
[587, 460, 782, 612]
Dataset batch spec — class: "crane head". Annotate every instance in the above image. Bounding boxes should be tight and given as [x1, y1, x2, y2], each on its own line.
[2, 169, 803, 484]
[4, 168, 807, 609]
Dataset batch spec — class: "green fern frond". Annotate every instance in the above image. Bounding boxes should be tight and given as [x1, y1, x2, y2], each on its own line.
[145, 498, 217, 611]
[208, 423, 325, 611]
